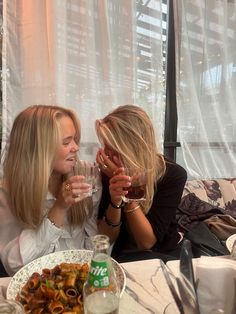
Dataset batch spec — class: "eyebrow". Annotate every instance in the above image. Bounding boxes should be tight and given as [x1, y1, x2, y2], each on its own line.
[63, 135, 73, 142]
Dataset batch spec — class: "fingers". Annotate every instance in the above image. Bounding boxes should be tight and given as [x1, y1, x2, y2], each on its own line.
[97, 149, 111, 167]
[96, 149, 118, 177]
[109, 173, 131, 201]
[112, 167, 125, 176]
[63, 176, 92, 203]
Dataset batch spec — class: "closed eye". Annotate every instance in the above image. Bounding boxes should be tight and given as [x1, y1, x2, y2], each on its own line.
[63, 136, 73, 146]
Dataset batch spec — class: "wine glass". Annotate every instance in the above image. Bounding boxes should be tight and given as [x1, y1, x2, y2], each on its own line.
[122, 168, 147, 203]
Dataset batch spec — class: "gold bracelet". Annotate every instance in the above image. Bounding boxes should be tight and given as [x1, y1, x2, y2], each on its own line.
[123, 205, 140, 213]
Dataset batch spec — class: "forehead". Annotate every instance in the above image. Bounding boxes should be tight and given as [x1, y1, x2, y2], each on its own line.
[58, 116, 76, 136]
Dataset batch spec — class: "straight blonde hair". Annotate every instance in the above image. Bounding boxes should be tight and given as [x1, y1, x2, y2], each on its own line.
[96, 104, 166, 213]
[3, 105, 91, 228]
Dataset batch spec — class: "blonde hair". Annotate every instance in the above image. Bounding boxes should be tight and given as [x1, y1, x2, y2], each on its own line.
[96, 104, 166, 213]
[3, 105, 91, 228]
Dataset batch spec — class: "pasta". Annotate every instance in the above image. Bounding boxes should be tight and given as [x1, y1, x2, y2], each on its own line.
[16, 262, 89, 314]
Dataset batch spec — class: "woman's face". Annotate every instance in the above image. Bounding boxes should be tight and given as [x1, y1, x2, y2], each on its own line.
[52, 116, 79, 175]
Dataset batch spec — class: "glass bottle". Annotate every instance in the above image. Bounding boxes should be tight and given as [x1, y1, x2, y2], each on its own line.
[83, 234, 120, 314]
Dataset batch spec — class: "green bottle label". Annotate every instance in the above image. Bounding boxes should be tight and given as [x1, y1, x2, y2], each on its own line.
[88, 260, 110, 288]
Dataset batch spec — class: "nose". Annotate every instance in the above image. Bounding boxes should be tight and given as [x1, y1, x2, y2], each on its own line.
[71, 141, 79, 152]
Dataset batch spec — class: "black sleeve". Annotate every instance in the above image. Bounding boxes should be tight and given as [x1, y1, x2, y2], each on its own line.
[97, 173, 111, 219]
[146, 161, 187, 248]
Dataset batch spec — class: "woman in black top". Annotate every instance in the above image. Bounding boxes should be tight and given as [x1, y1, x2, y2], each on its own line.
[95, 105, 187, 262]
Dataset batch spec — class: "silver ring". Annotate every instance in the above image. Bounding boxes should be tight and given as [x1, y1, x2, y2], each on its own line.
[102, 164, 108, 169]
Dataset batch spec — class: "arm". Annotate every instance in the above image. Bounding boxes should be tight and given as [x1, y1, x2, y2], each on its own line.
[96, 150, 126, 243]
[0, 217, 63, 276]
[97, 167, 131, 243]
[0, 175, 92, 275]
[98, 203, 122, 244]
[122, 202, 157, 249]
[0, 184, 65, 275]
[121, 161, 187, 250]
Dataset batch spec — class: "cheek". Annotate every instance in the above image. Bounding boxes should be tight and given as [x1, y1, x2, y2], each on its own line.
[55, 148, 68, 161]
[52, 148, 68, 169]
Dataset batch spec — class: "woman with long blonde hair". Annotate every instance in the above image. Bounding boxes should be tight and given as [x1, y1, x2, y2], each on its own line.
[0, 105, 101, 275]
[95, 104, 187, 262]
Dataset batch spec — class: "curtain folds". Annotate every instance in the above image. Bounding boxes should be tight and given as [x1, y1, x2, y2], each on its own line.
[2, 0, 166, 159]
[174, 0, 236, 179]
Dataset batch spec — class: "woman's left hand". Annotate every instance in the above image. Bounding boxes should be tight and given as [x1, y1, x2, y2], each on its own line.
[96, 148, 121, 178]
[109, 168, 131, 206]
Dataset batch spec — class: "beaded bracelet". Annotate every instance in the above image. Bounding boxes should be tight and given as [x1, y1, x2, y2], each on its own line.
[123, 204, 140, 213]
[110, 199, 125, 209]
[103, 214, 122, 227]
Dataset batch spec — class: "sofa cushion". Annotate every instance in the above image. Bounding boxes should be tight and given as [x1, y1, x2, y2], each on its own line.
[183, 178, 236, 212]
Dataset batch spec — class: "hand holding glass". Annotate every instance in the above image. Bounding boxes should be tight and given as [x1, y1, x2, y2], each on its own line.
[122, 168, 147, 203]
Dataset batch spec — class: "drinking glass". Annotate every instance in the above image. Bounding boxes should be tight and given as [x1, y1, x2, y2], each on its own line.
[74, 160, 100, 196]
[122, 168, 147, 203]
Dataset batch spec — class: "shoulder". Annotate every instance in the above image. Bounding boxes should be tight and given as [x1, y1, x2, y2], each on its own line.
[157, 158, 187, 189]
[0, 180, 17, 225]
[164, 159, 187, 180]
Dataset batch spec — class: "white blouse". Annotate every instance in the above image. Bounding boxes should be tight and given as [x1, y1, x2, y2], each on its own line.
[0, 183, 102, 276]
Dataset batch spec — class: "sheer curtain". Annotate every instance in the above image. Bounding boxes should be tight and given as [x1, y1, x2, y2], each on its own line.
[174, 0, 236, 179]
[1, 0, 166, 159]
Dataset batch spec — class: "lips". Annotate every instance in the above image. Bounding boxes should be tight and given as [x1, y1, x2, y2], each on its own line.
[66, 156, 76, 162]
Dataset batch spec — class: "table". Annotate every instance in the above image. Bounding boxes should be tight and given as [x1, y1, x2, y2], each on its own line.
[119, 259, 175, 313]
[0, 259, 176, 314]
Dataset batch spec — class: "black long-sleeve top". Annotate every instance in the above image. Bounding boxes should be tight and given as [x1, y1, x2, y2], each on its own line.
[98, 159, 187, 257]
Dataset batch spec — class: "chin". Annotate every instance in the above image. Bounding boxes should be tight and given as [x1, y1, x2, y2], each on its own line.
[59, 165, 73, 175]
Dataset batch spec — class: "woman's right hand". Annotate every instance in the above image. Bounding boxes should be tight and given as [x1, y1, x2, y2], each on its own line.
[57, 175, 92, 209]
[109, 168, 131, 206]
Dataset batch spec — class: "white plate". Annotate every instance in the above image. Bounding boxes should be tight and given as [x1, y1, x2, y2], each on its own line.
[226, 234, 236, 252]
[6, 249, 126, 300]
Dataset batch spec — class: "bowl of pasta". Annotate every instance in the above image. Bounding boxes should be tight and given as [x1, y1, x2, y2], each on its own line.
[6, 249, 126, 313]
